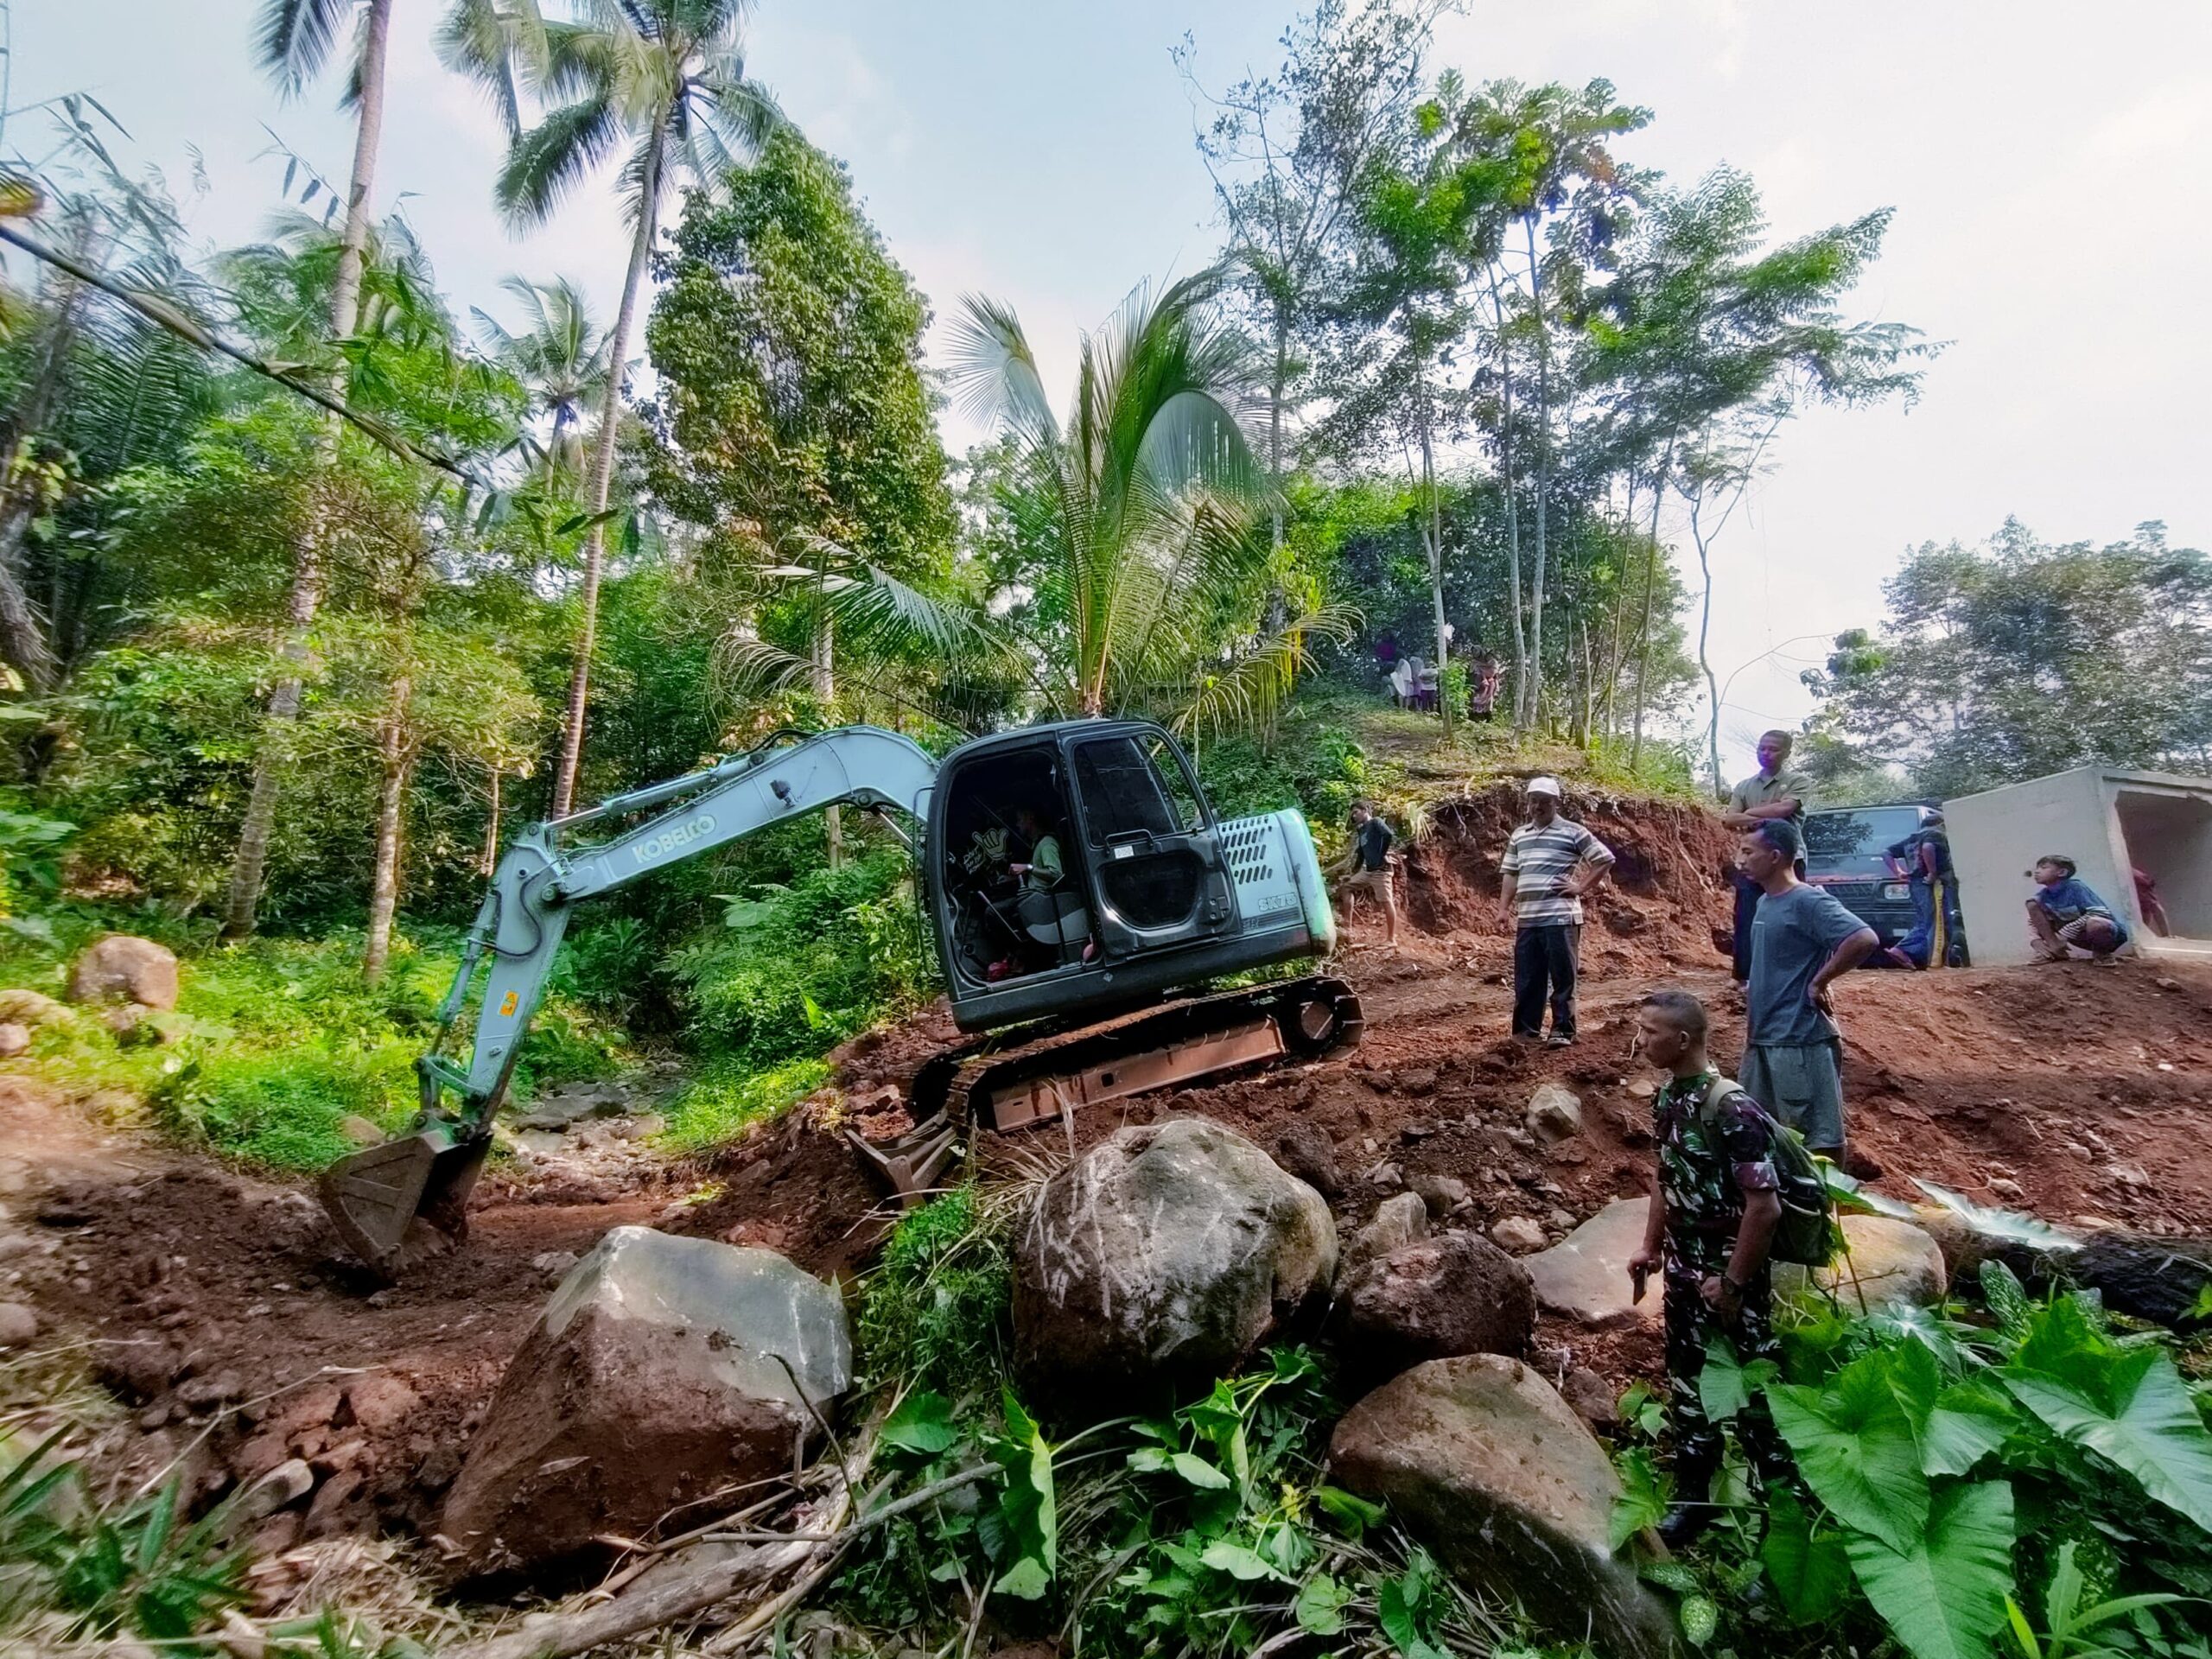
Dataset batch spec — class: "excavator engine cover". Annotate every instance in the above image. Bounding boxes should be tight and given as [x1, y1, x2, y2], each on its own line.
[318, 1123, 488, 1280]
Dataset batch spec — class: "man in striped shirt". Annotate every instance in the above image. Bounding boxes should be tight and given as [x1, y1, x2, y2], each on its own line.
[1498, 777, 1616, 1046]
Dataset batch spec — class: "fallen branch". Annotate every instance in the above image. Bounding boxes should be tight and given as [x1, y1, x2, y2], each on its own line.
[447, 1430, 995, 1659]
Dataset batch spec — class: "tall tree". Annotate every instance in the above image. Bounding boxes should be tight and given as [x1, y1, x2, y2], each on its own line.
[474, 274, 610, 486]
[1314, 74, 1503, 728]
[1460, 78, 1648, 725]
[441, 0, 778, 817]
[223, 0, 398, 939]
[1176, 0, 1448, 546]
[1808, 522, 2212, 798]
[1583, 168, 1926, 790]
[645, 124, 952, 861]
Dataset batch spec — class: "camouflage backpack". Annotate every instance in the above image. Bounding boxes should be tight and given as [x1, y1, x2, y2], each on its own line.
[1698, 1075, 1837, 1268]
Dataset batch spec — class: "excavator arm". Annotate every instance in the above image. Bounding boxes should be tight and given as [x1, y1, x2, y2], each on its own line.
[319, 726, 937, 1275]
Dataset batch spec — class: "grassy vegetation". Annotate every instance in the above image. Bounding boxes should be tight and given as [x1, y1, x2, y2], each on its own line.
[0, 908, 620, 1173]
[656, 1056, 830, 1154]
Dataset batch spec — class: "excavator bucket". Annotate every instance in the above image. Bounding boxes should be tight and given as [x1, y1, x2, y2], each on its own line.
[317, 1124, 488, 1281]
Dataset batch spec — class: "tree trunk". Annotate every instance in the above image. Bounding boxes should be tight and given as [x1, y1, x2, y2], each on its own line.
[220, 0, 392, 940]
[1486, 272, 1528, 727]
[0, 495, 60, 694]
[550, 110, 666, 819]
[1690, 488, 1724, 798]
[1522, 217, 1551, 732]
[1630, 442, 1670, 767]
[481, 766, 503, 876]
[1417, 388, 1453, 735]
[362, 675, 412, 983]
[814, 612, 843, 868]
[1268, 310, 1287, 553]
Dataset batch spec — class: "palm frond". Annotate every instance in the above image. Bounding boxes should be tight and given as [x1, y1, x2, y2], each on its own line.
[254, 0, 352, 94]
[947, 295, 1058, 451]
[436, 0, 542, 135]
[1171, 600, 1360, 743]
[494, 94, 622, 230]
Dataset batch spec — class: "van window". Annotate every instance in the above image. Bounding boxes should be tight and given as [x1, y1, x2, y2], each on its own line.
[1803, 806, 1928, 878]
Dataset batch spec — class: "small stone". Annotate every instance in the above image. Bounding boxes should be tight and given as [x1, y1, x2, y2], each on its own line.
[1409, 1173, 1470, 1217]
[139, 1403, 171, 1431]
[2156, 977, 2182, 992]
[1625, 1077, 1656, 1099]
[234, 1458, 315, 1522]
[1986, 1177, 2026, 1204]
[2108, 1164, 2152, 1190]
[0, 988, 69, 1027]
[1546, 1207, 1577, 1232]
[1399, 1119, 1437, 1142]
[1396, 1068, 1439, 1096]
[342, 1373, 421, 1434]
[1560, 1365, 1618, 1430]
[336, 1116, 385, 1148]
[1363, 1160, 1404, 1190]
[1491, 1217, 1546, 1254]
[0, 1300, 38, 1346]
[0, 1022, 29, 1058]
[1526, 1084, 1582, 1144]
[1347, 1191, 1431, 1270]
[1271, 1123, 1341, 1200]
[67, 935, 181, 1010]
[531, 1249, 582, 1285]
[176, 1370, 245, 1412]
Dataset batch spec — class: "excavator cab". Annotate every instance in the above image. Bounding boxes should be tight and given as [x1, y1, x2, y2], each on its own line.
[928, 721, 1260, 1032]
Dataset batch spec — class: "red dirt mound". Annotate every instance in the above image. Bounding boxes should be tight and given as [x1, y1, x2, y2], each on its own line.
[1403, 783, 1735, 968]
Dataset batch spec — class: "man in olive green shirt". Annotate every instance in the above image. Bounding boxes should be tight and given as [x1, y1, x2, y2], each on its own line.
[1719, 730, 1811, 982]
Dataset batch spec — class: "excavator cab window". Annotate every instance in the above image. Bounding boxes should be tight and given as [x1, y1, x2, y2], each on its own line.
[1067, 731, 1236, 948]
[937, 747, 1096, 986]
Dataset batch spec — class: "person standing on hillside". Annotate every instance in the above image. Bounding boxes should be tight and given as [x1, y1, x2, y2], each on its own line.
[1720, 731, 1812, 983]
[1498, 778, 1616, 1046]
[1328, 800, 1402, 947]
[1625, 988, 1797, 1548]
[1738, 819, 1879, 1173]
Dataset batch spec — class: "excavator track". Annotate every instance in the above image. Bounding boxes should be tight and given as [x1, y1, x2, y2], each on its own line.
[848, 976, 1362, 1204]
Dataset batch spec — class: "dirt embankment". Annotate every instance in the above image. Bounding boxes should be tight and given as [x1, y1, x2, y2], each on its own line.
[5, 787, 2211, 1559]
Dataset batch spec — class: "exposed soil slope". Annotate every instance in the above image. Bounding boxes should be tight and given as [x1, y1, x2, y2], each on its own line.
[5, 790, 2210, 1554]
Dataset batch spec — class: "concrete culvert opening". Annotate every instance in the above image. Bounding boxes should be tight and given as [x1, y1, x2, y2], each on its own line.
[2115, 787, 2212, 941]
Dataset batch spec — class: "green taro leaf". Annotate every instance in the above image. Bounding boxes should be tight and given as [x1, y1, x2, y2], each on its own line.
[880, 1390, 957, 1458]
[1913, 1180, 2080, 1252]
[1761, 1490, 1853, 1627]
[1295, 1571, 1352, 1635]
[1766, 1352, 1930, 1551]
[1376, 1571, 1452, 1659]
[1841, 1479, 2015, 1659]
[993, 1556, 1049, 1599]
[1610, 1447, 1669, 1550]
[1920, 1382, 2017, 1478]
[1697, 1334, 1778, 1422]
[2003, 1347, 2212, 1533]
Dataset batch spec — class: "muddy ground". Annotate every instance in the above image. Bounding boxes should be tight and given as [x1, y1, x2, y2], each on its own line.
[6, 785, 2212, 1570]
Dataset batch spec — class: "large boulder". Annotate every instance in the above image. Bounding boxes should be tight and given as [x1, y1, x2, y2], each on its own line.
[1777, 1215, 1947, 1310]
[1329, 1356, 1673, 1659]
[1332, 1231, 1535, 1383]
[66, 936, 179, 1011]
[1014, 1118, 1335, 1404]
[1523, 1197, 1658, 1330]
[441, 1228, 851, 1574]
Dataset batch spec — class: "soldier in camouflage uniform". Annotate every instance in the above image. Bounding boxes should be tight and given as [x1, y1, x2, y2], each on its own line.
[1627, 988, 1798, 1547]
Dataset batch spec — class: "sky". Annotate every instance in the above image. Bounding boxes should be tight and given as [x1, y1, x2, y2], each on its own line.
[13, 0, 2210, 776]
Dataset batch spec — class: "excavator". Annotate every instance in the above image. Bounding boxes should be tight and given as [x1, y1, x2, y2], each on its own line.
[318, 718, 1363, 1277]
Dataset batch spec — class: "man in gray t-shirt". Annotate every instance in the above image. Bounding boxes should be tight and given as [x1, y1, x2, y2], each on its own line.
[1736, 819, 1878, 1166]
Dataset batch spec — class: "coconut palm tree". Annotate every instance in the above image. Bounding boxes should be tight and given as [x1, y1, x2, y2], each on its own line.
[440, 0, 778, 815]
[723, 275, 1350, 742]
[474, 275, 610, 485]
[223, 0, 401, 939]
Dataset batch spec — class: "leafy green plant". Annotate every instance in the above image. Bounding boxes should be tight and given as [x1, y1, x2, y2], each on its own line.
[1638, 1260, 2212, 1659]
[655, 1056, 828, 1155]
[854, 1185, 1014, 1399]
[50, 1473, 247, 1643]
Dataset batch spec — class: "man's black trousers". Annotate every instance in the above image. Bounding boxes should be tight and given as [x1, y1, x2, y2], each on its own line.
[1512, 922, 1580, 1039]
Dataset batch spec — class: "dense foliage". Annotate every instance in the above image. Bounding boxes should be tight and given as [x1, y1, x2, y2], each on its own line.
[1803, 520, 2212, 799]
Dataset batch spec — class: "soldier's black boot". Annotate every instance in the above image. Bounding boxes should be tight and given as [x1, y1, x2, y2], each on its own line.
[1657, 1452, 1719, 1549]
[1656, 1503, 1717, 1550]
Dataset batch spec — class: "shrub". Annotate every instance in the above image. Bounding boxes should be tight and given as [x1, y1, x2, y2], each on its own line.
[655, 1056, 829, 1154]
